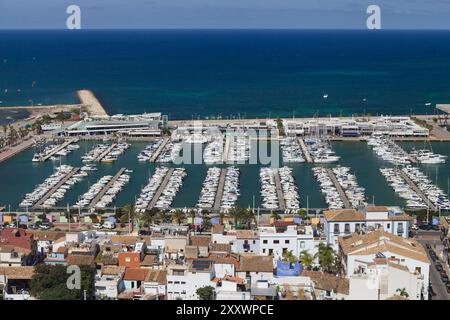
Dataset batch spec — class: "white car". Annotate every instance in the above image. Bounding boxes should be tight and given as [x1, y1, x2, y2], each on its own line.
[411, 224, 419, 230]
[92, 223, 103, 229]
[102, 221, 116, 230]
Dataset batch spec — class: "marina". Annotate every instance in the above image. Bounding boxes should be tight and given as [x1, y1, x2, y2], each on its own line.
[87, 168, 129, 210]
[297, 137, 313, 163]
[273, 168, 286, 211]
[149, 137, 170, 162]
[219, 166, 240, 212]
[197, 167, 221, 209]
[154, 168, 187, 209]
[33, 138, 79, 162]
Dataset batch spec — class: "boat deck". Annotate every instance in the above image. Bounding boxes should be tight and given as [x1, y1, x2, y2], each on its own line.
[326, 168, 351, 209]
[149, 137, 170, 163]
[213, 168, 227, 212]
[397, 169, 438, 212]
[274, 169, 286, 211]
[41, 138, 78, 162]
[147, 168, 175, 209]
[297, 137, 313, 163]
[33, 167, 80, 209]
[387, 140, 417, 163]
[89, 168, 126, 209]
[94, 143, 117, 162]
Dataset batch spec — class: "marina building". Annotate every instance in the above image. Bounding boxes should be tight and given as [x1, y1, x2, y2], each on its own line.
[323, 206, 411, 250]
[282, 116, 429, 137]
[63, 113, 163, 137]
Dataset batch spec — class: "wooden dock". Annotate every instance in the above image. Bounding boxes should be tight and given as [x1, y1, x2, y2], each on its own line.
[89, 168, 126, 209]
[41, 138, 78, 161]
[149, 137, 170, 162]
[33, 167, 80, 209]
[326, 168, 351, 209]
[213, 168, 227, 212]
[273, 169, 286, 211]
[297, 137, 313, 163]
[398, 169, 438, 212]
[147, 168, 175, 209]
[94, 143, 117, 162]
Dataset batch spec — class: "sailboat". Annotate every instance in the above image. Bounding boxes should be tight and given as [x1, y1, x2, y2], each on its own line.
[323, 94, 329, 99]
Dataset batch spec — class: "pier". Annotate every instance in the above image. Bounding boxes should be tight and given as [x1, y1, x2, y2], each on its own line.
[387, 140, 417, 164]
[33, 167, 80, 209]
[213, 168, 227, 212]
[94, 143, 117, 162]
[297, 137, 313, 163]
[326, 168, 351, 209]
[273, 169, 286, 211]
[397, 169, 438, 212]
[149, 137, 170, 162]
[77, 90, 108, 116]
[40, 138, 79, 161]
[223, 135, 231, 163]
[89, 168, 126, 209]
[147, 168, 175, 209]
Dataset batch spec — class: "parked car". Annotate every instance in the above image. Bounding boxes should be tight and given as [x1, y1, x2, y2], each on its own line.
[18, 224, 28, 229]
[28, 223, 39, 230]
[39, 222, 51, 230]
[92, 223, 103, 229]
[411, 224, 419, 231]
[102, 221, 116, 230]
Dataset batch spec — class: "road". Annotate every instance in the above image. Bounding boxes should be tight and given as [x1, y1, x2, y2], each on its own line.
[417, 231, 449, 300]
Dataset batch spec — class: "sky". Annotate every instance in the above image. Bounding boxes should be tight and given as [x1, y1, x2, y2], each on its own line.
[1, 0, 450, 29]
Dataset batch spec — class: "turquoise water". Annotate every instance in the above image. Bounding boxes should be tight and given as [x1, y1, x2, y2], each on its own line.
[1, 30, 450, 120]
[3, 140, 449, 211]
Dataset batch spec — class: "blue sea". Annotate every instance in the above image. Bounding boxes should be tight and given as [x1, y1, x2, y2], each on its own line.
[1, 29, 450, 120]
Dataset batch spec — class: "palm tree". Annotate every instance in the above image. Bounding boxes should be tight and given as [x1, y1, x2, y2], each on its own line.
[299, 250, 314, 270]
[228, 206, 244, 227]
[282, 250, 298, 264]
[157, 209, 170, 224]
[271, 211, 281, 222]
[119, 203, 135, 228]
[219, 211, 225, 225]
[314, 243, 335, 273]
[396, 288, 409, 298]
[241, 209, 256, 228]
[140, 209, 158, 230]
[189, 209, 196, 224]
[172, 209, 186, 225]
[201, 214, 211, 232]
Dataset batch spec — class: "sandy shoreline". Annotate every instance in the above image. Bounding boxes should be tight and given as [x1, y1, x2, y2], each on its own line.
[77, 90, 109, 117]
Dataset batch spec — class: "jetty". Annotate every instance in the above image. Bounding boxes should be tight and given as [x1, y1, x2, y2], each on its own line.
[147, 168, 175, 209]
[33, 167, 80, 209]
[213, 168, 227, 212]
[77, 90, 108, 117]
[95, 143, 117, 162]
[398, 169, 437, 212]
[89, 168, 126, 209]
[149, 137, 170, 162]
[223, 135, 231, 163]
[274, 169, 286, 211]
[297, 137, 313, 163]
[40, 138, 79, 161]
[326, 168, 351, 209]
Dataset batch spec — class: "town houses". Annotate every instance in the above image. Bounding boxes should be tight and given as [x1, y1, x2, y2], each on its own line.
[0, 204, 437, 300]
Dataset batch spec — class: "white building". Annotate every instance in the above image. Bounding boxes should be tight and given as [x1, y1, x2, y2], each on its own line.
[348, 258, 422, 300]
[94, 266, 125, 300]
[324, 206, 410, 251]
[339, 229, 430, 299]
[166, 260, 216, 300]
[259, 224, 323, 262]
[234, 230, 260, 254]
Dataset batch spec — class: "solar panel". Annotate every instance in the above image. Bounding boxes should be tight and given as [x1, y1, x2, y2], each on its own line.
[192, 259, 212, 270]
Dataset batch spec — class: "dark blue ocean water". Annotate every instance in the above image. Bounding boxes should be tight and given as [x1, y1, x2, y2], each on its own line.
[1, 30, 450, 120]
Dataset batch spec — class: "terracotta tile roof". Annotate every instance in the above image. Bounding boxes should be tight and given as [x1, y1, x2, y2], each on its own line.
[366, 206, 388, 212]
[339, 229, 429, 264]
[210, 243, 231, 253]
[323, 209, 365, 222]
[185, 245, 199, 259]
[0, 244, 31, 255]
[212, 275, 245, 285]
[236, 230, 259, 239]
[144, 269, 167, 284]
[141, 254, 158, 266]
[31, 231, 65, 242]
[0, 266, 35, 279]
[190, 235, 211, 247]
[0, 228, 34, 251]
[124, 268, 150, 281]
[109, 235, 151, 246]
[67, 254, 96, 266]
[212, 224, 225, 234]
[209, 253, 240, 268]
[301, 270, 349, 295]
[238, 255, 273, 272]
[101, 265, 126, 276]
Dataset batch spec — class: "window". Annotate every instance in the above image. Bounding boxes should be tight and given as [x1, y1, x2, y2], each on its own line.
[269, 249, 273, 255]
[244, 240, 248, 245]
[299, 241, 305, 249]
[334, 224, 339, 234]
[263, 240, 268, 244]
[344, 224, 350, 234]
[273, 240, 280, 244]
[285, 240, 290, 244]
[125, 257, 131, 263]
[355, 224, 360, 233]
[253, 240, 256, 244]
[181, 282, 186, 285]
[262, 249, 266, 254]
[387, 223, 390, 229]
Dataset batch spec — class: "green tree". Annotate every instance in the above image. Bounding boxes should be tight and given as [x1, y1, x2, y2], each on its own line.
[314, 243, 335, 273]
[299, 250, 314, 270]
[196, 286, 215, 300]
[228, 206, 245, 227]
[240, 209, 256, 228]
[172, 209, 186, 225]
[282, 250, 298, 264]
[396, 288, 409, 298]
[271, 211, 281, 221]
[140, 208, 159, 229]
[30, 264, 95, 300]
